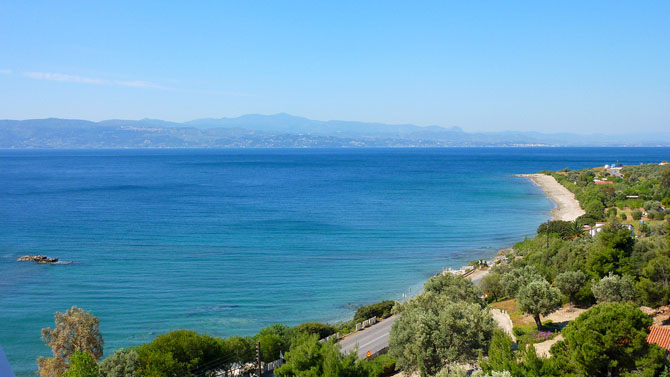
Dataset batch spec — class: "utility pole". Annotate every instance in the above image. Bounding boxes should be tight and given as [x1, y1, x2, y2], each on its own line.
[256, 341, 262, 377]
[546, 221, 550, 248]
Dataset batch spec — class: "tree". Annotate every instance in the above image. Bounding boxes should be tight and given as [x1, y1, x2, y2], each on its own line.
[274, 334, 365, 377]
[586, 246, 631, 278]
[220, 336, 255, 365]
[516, 279, 562, 330]
[591, 273, 636, 303]
[661, 168, 670, 190]
[480, 330, 516, 373]
[637, 256, 670, 307]
[500, 266, 543, 298]
[389, 301, 495, 377]
[423, 273, 485, 306]
[38, 306, 104, 377]
[64, 351, 99, 377]
[136, 330, 227, 376]
[560, 303, 666, 376]
[481, 273, 504, 302]
[99, 349, 139, 377]
[554, 271, 586, 309]
[256, 324, 294, 362]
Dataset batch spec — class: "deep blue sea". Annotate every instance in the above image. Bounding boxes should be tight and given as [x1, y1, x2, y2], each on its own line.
[1, 147, 668, 375]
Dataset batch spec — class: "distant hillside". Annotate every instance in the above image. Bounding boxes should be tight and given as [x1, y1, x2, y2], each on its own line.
[1, 114, 669, 148]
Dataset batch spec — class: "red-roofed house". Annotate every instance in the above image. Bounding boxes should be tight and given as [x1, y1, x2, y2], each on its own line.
[647, 327, 670, 350]
[594, 180, 613, 185]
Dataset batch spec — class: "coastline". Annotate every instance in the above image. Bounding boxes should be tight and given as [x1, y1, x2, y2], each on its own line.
[515, 173, 584, 221]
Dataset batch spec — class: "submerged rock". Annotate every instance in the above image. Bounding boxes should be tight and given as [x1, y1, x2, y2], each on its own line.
[17, 255, 60, 264]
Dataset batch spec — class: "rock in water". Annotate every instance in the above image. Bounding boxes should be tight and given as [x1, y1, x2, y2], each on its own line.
[17, 255, 59, 264]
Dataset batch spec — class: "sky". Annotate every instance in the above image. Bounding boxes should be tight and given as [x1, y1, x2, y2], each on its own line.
[0, 1, 669, 133]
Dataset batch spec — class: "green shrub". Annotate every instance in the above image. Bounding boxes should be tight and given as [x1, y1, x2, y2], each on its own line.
[354, 300, 396, 323]
[293, 322, 336, 339]
[359, 353, 396, 377]
[632, 210, 643, 220]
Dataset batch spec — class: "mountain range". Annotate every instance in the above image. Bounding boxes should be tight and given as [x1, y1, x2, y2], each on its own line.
[1, 113, 669, 148]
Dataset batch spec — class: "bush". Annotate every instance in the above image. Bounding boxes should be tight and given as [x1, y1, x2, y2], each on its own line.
[99, 349, 139, 377]
[591, 273, 636, 303]
[632, 210, 643, 220]
[359, 353, 396, 377]
[293, 322, 336, 339]
[620, 213, 629, 221]
[354, 300, 396, 323]
[606, 207, 618, 218]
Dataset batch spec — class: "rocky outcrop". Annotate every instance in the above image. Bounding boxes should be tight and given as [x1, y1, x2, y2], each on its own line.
[17, 255, 59, 264]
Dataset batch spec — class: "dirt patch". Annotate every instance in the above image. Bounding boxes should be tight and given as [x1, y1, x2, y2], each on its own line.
[535, 335, 564, 357]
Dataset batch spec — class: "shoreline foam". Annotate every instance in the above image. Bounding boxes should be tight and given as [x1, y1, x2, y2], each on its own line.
[515, 173, 585, 221]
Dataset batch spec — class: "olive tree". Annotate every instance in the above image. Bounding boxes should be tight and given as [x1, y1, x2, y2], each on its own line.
[500, 266, 543, 298]
[591, 273, 636, 303]
[516, 279, 562, 330]
[99, 349, 139, 377]
[389, 299, 495, 377]
[554, 271, 587, 309]
[38, 306, 104, 377]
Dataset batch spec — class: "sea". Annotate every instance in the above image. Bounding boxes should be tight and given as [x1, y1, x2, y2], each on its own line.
[1, 147, 668, 375]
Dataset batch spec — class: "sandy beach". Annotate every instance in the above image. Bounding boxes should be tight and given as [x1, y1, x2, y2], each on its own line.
[516, 174, 584, 221]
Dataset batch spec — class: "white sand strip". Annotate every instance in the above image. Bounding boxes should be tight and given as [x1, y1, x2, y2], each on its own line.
[516, 174, 585, 221]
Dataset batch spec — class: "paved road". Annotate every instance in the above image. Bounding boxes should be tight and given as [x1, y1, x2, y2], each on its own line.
[339, 315, 398, 359]
[338, 269, 492, 359]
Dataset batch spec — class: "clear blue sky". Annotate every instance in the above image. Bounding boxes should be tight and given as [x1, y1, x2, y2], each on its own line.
[1, 1, 668, 133]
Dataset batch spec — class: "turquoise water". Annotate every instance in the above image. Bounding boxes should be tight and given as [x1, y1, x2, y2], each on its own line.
[1, 147, 668, 375]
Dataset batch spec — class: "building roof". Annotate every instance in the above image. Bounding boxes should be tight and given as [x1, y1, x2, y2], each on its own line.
[647, 327, 670, 350]
[594, 180, 613, 184]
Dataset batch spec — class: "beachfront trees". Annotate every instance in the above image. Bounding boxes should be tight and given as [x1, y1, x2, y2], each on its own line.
[516, 280, 561, 330]
[591, 273, 636, 303]
[554, 303, 666, 376]
[536, 220, 580, 239]
[38, 306, 104, 377]
[554, 271, 587, 309]
[389, 300, 495, 377]
[99, 349, 139, 377]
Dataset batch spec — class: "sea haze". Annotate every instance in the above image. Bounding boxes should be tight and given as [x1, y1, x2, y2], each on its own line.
[1, 147, 669, 375]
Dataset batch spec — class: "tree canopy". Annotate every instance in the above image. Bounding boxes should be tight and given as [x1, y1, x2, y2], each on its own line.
[38, 306, 104, 377]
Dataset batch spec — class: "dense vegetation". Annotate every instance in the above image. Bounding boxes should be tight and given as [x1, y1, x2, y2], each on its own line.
[545, 163, 670, 225]
[37, 302, 396, 377]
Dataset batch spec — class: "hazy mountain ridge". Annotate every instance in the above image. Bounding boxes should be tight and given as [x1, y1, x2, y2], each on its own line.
[1, 114, 669, 148]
